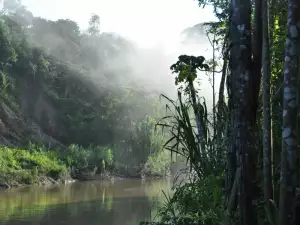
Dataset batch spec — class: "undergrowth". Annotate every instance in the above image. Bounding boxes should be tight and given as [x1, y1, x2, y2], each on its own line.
[142, 150, 173, 177]
[141, 175, 230, 225]
[0, 143, 173, 186]
[140, 55, 231, 225]
[0, 146, 67, 185]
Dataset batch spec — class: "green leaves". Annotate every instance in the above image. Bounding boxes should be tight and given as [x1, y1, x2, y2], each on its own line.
[146, 175, 228, 225]
[170, 55, 209, 86]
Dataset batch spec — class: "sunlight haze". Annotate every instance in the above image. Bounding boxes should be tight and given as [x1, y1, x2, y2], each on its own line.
[22, 0, 216, 48]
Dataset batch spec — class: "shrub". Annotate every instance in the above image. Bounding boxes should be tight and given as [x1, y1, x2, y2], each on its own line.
[61, 144, 114, 170]
[142, 150, 172, 177]
[141, 175, 229, 225]
[0, 146, 67, 184]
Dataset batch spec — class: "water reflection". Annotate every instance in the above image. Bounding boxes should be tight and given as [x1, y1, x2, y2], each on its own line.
[0, 178, 172, 225]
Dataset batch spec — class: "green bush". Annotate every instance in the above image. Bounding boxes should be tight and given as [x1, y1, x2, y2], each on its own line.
[142, 150, 172, 177]
[141, 175, 230, 225]
[0, 140, 172, 185]
[0, 146, 67, 184]
[60, 144, 114, 170]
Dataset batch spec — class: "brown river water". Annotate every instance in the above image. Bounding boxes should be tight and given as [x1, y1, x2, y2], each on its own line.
[0, 178, 173, 225]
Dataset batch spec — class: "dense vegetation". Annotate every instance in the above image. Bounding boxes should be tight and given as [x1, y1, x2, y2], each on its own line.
[0, 0, 175, 186]
[2, 1, 300, 225]
[140, 0, 300, 225]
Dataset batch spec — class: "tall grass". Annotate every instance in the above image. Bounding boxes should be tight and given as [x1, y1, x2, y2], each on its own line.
[156, 91, 225, 178]
[140, 62, 229, 224]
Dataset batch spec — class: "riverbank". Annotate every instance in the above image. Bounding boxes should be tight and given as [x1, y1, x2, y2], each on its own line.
[0, 146, 72, 189]
[0, 145, 171, 189]
[0, 167, 170, 189]
[0, 172, 165, 189]
[0, 176, 76, 189]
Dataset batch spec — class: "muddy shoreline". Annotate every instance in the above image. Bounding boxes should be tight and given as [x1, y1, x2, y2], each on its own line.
[0, 172, 168, 190]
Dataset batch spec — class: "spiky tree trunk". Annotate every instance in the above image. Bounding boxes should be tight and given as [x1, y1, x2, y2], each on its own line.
[262, 0, 274, 206]
[229, 0, 257, 224]
[278, 1, 300, 225]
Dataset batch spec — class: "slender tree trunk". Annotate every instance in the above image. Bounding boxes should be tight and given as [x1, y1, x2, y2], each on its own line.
[217, 50, 228, 165]
[218, 57, 228, 109]
[253, 0, 263, 119]
[269, 0, 276, 196]
[229, 0, 257, 224]
[212, 37, 216, 140]
[188, 80, 206, 156]
[251, 0, 263, 216]
[279, 1, 300, 225]
[209, 35, 218, 163]
[262, 0, 274, 205]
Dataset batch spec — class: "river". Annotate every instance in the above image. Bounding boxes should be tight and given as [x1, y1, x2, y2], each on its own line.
[0, 178, 173, 225]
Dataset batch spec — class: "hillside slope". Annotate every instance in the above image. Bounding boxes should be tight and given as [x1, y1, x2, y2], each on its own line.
[0, 1, 175, 179]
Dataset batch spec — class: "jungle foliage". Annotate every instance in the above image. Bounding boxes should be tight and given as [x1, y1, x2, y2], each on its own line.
[0, 0, 173, 183]
[141, 0, 300, 225]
